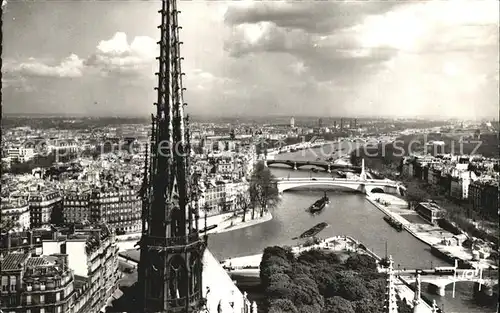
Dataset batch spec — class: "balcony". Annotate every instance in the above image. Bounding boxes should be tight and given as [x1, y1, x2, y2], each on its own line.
[145, 233, 202, 248]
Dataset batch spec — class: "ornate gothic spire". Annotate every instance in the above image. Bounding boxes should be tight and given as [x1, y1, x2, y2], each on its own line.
[384, 255, 398, 313]
[137, 0, 206, 311]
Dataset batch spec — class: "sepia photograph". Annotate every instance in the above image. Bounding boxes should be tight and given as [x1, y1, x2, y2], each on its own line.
[0, 0, 498, 313]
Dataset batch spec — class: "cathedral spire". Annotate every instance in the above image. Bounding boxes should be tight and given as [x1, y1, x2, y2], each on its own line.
[384, 255, 398, 313]
[137, 0, 206, 311]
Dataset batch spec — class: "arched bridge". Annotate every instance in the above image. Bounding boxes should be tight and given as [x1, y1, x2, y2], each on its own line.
[276, 177, 406, 196]
[266, 159, 361, 173]
[400, 270, 498, 296]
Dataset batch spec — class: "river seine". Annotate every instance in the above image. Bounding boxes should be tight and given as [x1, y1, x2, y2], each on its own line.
[207, 143, 496, 313]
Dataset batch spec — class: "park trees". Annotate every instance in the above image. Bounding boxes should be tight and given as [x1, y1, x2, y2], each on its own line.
[249, 161, 281, 217]
[260, 246, 387, 313]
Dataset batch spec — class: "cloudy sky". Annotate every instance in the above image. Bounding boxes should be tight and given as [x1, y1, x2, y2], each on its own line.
[2, 0, 499, 119]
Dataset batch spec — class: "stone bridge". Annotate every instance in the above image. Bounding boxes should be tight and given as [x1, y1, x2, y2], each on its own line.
[400, 270, 498, 296]
[276, 177, 406, 196]
[266, 159, 361, 173]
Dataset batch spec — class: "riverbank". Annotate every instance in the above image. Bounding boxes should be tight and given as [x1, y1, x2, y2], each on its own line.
[366, 193, 497, 270]
[114, 210, 272, 252]
[203, 210, 273, 235]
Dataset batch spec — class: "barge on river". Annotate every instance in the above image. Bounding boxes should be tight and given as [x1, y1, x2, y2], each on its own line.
[383, 216, 403, 232]
[307, 192, 330, 214]
[293, 222, 329, 240]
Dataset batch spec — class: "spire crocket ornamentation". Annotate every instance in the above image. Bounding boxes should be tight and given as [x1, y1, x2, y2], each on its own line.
[384, 255, 398, 313]
[137, 0, 206, 311]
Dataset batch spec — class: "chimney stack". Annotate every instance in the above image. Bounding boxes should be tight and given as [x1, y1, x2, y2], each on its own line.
[27, 230, 33, 247]
[6, 232, 12, 250]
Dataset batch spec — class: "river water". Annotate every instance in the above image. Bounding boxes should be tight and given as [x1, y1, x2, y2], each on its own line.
[207, 142, 496, 313]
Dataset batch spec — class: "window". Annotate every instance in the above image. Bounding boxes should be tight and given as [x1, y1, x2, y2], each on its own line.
[9, 276, 16, 291]
[26, 294, 31, 305]
[40, 309, 45, 313]
[40, 294, 45, 303]
[1, 276, 8, 291]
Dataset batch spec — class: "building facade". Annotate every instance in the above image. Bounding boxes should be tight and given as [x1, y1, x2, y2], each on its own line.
[415, 202, 445, 225]
[29, 191, 63, 228]
[469, 180, 499, 218]
[1, 198, 31, 231]
[0, 253, 75, 313]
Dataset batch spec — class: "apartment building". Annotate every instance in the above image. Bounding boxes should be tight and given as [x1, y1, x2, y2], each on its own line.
[469, 180, 499, 218]
[0, 231, 46, 257]
[1, 224, 120, 313]
[28, 191, 63, 228]
[62, 191, 91, 224]
[1, 198, 31, 231]
[0, 253, 75, 313]
[5, 146, 35, 163]
[449, 171, 477, 200]
[88, 187, 141, 233]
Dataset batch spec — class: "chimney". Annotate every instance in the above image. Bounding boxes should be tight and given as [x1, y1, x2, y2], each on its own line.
[27, 231, 33, 247]
[6, 232, 12, 250]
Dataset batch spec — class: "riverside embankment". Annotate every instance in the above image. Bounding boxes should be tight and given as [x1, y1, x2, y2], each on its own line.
[366, 193, 497, 270]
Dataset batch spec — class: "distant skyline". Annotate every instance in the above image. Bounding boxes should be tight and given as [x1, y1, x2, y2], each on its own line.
[2, 0, 499, 119]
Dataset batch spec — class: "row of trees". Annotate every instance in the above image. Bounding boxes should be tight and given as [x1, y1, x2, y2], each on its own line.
[259, 246, 412, 313]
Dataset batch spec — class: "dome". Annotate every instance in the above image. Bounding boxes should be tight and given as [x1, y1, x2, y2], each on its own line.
[413, 302, 428, 313]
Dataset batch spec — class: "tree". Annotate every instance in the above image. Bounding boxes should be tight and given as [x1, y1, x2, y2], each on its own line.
[249, 161, 281, 217]
[354, 298, 381, 313]
[237, 191, 250, 222]
[268, 299, 298, 313]
[323, 296, 355, 313]
[336, 275, 370, 301]
[344, 254, 377, 272]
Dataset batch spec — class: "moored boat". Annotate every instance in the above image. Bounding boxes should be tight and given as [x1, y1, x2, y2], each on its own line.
[383, 216, 403, 232]
[293, 222, 329, 239]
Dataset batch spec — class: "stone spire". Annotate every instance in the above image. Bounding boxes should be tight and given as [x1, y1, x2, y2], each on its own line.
[384, 255, 398, 313]
[413, 274, 422, 306]
[137, 0, 206, 311]
[360, 158, 367, 180]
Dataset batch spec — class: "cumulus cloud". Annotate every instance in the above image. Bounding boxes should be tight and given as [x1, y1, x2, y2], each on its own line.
[4, 32, 158, 79]
[5, 54, 84, 78]
[222, 0, 499, 118]
[85, 32, 158, 76]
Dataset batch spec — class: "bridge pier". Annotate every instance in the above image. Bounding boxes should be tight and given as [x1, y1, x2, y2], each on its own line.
[327, 164, 331, 173]
[293, 162, 297, 170]
[264, 160, 268, 167]
[427, 284, 446, 296]
[437, 285, 446, 296]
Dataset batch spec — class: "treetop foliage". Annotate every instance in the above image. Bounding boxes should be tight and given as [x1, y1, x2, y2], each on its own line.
[259, 246, 394, 313]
